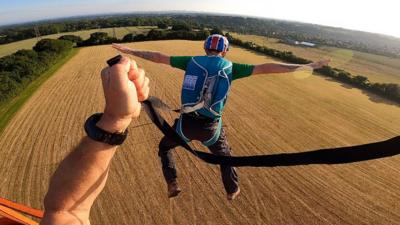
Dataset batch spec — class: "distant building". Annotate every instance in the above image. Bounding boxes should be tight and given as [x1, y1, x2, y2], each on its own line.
[299, 41, 316, 47]
[280, 39, 316, 47]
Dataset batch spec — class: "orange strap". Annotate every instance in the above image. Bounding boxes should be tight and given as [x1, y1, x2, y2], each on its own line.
[0, 205, 39, 225]
[0, 198, 43, 219]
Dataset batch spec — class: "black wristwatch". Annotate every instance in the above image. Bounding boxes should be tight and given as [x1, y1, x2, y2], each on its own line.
[84, 113, 128, 145]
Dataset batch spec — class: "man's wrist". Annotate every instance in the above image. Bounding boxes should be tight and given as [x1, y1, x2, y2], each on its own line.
[96, 114, 132, 133]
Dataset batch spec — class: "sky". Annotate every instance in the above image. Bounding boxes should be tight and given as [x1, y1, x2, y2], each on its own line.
[1, 0, 399, 38]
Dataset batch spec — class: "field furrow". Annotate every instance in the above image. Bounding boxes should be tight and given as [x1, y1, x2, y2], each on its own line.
[0, 40, 399, 224]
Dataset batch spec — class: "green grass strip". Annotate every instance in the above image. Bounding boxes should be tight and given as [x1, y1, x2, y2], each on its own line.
[0, 48, 79, 134]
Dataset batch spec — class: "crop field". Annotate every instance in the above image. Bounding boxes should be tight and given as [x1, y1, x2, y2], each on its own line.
[233, 33, 400, 85]
[0, 40, 399, 224]
[0, 26, 154, 57]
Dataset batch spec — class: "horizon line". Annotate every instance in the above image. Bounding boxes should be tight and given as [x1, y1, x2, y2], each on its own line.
[0, 10, 399, 39]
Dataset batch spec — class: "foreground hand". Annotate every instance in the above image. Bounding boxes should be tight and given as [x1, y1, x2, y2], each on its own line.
[307, 59, 330, 69]
[97, 56, 150, 132]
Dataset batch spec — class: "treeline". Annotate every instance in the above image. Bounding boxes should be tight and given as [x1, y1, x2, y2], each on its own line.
[2, 13, 399, 58]
[56, 25, 400, 103]
[0, 39, 73, 102]
[2, 24, 397, 104]
[315, 67, 400, 103]
[173, 15, 400, 58]
[74, 23, 210, 47]
[225, 34, 400, 103]
[226, 33, 311, 64]
[0, 16, 185, 44]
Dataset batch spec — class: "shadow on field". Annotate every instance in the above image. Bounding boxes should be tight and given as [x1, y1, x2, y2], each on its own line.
[144, 98, 400, 168]
[321, 76, 400, 107]
[223, 136, 400, 167]
[323, 77, 354, 89]
[199, 136, 400, 167]
[361, 89, 400, 106]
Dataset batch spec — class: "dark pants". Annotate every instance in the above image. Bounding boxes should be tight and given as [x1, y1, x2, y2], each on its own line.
[158, 114, 239, 194]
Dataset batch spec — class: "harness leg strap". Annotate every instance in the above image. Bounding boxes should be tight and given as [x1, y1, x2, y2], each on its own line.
[202, 119, 222, 147]
[175, 116, 191, 143]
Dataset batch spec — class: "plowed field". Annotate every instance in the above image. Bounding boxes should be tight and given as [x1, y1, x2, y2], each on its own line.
[0, 40, 399, 225]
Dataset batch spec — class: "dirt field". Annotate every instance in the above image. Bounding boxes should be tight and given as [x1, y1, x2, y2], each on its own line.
[234, 33, 400, 85]
[0, 26, 154, 57]
[0, 40, 399, 225]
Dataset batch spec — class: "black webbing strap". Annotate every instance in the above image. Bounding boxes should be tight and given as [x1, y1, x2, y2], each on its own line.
[142, 98, 400, 167]
[105, 56, 400, 167]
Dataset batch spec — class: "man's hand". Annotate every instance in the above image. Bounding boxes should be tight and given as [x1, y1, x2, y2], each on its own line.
[112, 43, 134, 54]
[41, 55, 150, 225]
[97, 56, 150, 133]
[306, 59, 330, 70]
[112, 43, 171, 65]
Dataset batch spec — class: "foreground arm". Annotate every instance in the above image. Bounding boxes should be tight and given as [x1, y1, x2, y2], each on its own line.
[252, 59, 330, 75]
[41, 56, 149, 225]
[113, 43, 170, 65]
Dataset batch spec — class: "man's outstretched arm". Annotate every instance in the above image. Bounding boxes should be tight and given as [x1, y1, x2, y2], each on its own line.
[41, 56, 149, 225]
[252, 59, 330, 75]
[113, 43, 170, 65]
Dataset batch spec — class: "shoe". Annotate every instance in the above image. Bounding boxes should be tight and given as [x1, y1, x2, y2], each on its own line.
[167, 180, 182, 198]
[227, 187, 240, 201]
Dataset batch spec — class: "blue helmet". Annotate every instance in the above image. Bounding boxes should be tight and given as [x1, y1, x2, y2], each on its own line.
[204, 34, 229, 52]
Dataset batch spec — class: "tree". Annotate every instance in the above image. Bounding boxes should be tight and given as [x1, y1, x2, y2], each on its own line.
[33, 39, 73, 53]
[147, 29, 167, 40]
[88, 32, 110, 43]
[171, 22, 192, 31]
[122, 33, 135, 42]
[0, 38, 73, 103]
[196, 30, 210, 39]
[157, 22, 168, 29]
[210, 27, 223, 35]
[352, 75, 369, 87]
[59, 35, 83, 44]
[133, 34, 147, 42]
[383, 83, 400, 99]
[78, 32, 117, 46]
[0, 72, 20, 101]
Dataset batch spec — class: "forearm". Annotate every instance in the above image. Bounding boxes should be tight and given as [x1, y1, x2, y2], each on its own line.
[252, 63, 308, 75]
[128, 49, 170, 65]
[41, 137, 117, 225]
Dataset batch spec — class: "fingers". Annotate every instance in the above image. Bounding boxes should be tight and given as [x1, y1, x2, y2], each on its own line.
[107, 56, 131, 90]
[100, 67, 110, 83]
[324, 59, 331, 65]
[309, 59, 330, 69]
[100, 67, 111, 93]
[106, 55, 149, 102]
[138, 77, 150, 102]
[320, 59, 330, 66]
[129, 67, 144, 85]
[131, 68, 150, 102]
[132, 103, 142, 118]
[112, 43, 133, 54]
[128, 60, 139, 80]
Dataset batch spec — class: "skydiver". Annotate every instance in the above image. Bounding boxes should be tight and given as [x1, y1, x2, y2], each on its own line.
[113, 34, 329, 200]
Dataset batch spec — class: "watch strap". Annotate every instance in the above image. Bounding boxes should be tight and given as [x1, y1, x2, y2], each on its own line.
[84, 113, 128, 145]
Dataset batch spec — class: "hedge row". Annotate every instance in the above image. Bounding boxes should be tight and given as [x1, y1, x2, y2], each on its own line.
[0, 39, 74, 102]
[61, 28, 399, 104]
[225, 33, 400, 103]
[74, 29, 210, 47]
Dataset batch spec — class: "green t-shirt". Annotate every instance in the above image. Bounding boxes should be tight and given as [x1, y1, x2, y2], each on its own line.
[170, 56, 254, 81]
